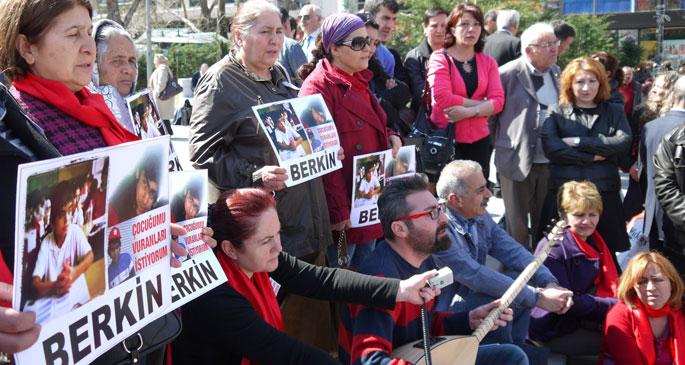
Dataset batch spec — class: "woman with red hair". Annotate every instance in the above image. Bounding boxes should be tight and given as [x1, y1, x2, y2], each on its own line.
[602, 251, 685, 364]
[174, 188, 440, 364]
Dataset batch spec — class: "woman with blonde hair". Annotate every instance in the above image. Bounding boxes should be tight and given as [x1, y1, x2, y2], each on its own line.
[539, 57, 632, 256]
[531, 180, 619, 360]
[601, 251, 685, 364]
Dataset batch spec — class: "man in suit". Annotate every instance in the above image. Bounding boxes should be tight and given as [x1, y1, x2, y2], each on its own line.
[640, 75, 685, 251]
[298, 4, 322, 61]
[490, 23, 560, 248]
[483, 10, 521, 66]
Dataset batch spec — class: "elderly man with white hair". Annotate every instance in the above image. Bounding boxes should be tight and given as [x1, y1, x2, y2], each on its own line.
[433, 160, 573, 365]
[483, 9, 521, 66]
[298, 4, 322, 61]
[489, 22, 560, 248]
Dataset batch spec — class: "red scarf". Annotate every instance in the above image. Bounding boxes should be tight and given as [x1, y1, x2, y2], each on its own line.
[631, 299, 685, 365]
[217, 250, 283, 365]
[0, 253, 12, 308]
[569, 229, 619, 297]
[12, 73, 139, 146]
[328, 61, 372, 104]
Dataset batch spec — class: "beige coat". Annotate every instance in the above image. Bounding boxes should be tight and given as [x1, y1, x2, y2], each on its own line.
[149, 64, 176, 120]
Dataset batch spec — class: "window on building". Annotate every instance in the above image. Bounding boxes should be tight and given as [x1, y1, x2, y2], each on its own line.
[563, 0, 631, 14]
[636, 0, 685, 11]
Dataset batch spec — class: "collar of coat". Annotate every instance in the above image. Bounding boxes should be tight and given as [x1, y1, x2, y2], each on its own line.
[318, 58, 374, 87]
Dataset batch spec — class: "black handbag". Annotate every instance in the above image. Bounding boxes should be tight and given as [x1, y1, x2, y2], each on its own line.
[159, 70, 183, 101]
[91, 311, 182, 365]
[406, 51, 457, 176]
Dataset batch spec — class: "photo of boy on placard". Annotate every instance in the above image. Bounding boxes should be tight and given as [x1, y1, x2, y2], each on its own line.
[255, 102, 313, 162]
[353, 154, 385, 208]
[19, 158, 108, 324]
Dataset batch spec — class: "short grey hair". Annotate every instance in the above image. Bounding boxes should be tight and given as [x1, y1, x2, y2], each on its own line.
[436, 160, 482, 200]
[231, 0, 280, 49]
[496, 10, 519, 31]
[93, 19, 135, 67]
[520, 22, 555, 51]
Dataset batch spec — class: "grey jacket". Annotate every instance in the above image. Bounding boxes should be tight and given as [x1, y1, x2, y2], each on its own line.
[491, 57, 560, 182]
[189, 53, 332, 257]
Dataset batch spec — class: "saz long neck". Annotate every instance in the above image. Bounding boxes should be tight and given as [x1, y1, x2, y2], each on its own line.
[472, 220, 567, 342]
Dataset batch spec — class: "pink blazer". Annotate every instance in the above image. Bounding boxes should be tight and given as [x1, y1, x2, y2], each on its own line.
[427, 50, 504, 143]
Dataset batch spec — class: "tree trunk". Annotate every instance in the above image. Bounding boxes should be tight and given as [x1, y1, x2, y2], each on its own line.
[122, 0, 143, 27]
[106, 0, 123, 24]
[199, 0, 210, 20]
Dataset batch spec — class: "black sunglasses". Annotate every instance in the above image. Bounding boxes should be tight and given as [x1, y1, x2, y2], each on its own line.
[336, 36, 372, 51]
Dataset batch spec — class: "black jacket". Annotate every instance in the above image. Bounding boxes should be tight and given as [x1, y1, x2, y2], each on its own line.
[403, 38, 433, 112]
[483, 30, 521, 66]
[541, 102, 632, 191]
[0, 83, 60, 270]
[654, 123, 685, 255]
[174, 252, 400, 364]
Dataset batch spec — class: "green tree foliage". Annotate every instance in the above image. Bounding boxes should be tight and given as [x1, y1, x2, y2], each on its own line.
[167, 41, 226, 78]
[388, 0, 453, 58]
[135, 40, 226, 88]
[619, 38, 643, 68]
[556, 14, 616, 68]
[391, 0, 619, 72]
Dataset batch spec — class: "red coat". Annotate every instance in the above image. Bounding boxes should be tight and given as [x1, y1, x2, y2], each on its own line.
[601, 301, 685, 364]
[299, 59, 392, 243]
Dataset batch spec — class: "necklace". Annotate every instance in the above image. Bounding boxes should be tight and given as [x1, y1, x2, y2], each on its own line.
[453, 56, 474, 73]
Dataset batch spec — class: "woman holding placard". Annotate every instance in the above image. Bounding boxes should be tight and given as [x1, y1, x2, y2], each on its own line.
[188, 0, 331, 259]
[174, 187, 440, 364]
[298, 13, 402, 268]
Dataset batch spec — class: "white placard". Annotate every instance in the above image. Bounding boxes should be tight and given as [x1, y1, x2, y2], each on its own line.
[350, 146, 417, 228]
[252, 94, 342, 186]
[167, 170, 226, 310]
[13, 137, 172, 365]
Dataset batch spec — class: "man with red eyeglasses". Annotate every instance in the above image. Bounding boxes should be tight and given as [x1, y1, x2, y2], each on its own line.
[338, 174, 528, 365]
[434, 160, 573, 365]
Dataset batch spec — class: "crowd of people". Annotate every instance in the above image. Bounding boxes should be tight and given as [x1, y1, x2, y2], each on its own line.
[2, 0, 685, 364]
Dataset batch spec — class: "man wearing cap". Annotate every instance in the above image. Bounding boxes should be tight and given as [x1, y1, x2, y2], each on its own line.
[107, 227, 134, 288]
[299, 4, 322, 61]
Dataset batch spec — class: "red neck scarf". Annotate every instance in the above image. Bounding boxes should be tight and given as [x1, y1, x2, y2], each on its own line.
[569, 229, 619, 297]
[0, 253, 12, 308]
[630, 299, 685, 365]
[12, 73, 139, 146]
[217, 250, 284, 365]
[328, 61, 372, 104]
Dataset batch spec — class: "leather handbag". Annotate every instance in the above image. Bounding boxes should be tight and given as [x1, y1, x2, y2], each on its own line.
[91, 311, 182, 365]
[159, 70, 183, 101]
[406, 51, 457, 176]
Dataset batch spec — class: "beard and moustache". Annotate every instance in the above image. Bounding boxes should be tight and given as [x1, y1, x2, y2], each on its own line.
[409, 221, 451, 255]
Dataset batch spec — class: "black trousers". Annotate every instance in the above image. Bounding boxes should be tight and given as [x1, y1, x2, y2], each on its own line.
[457, 136, 492, 179]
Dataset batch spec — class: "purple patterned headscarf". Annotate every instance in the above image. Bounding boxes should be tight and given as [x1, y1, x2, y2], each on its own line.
[321, 13, 365, 53]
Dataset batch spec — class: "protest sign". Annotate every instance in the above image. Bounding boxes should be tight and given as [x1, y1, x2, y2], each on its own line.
[252, 94, 342, 186]
[168, 170, 226, 310]
[13, 137, 171, 365]
[127, 90, 182, 171]
[350, 146, 417, 228]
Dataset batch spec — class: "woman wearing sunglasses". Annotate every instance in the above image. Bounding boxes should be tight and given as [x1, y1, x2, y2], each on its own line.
[427, 3, 504, 180]
[298, 13, 402, 269]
